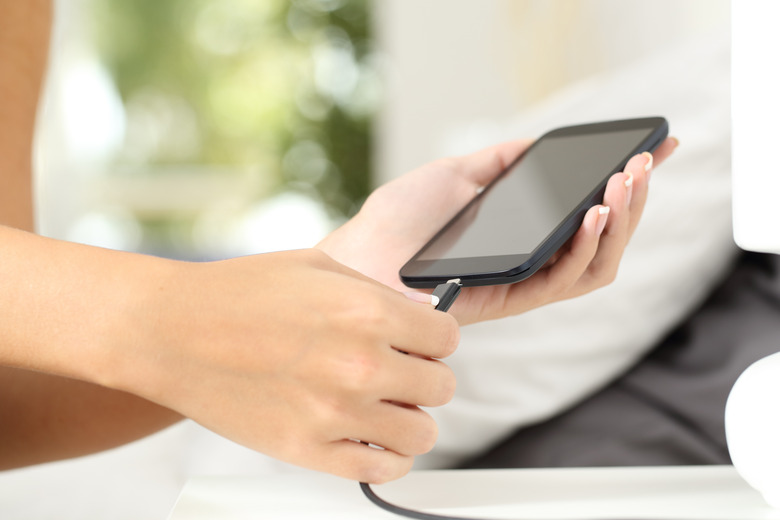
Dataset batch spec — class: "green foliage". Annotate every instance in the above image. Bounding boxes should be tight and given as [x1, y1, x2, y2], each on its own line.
[89, 0, 375, 219]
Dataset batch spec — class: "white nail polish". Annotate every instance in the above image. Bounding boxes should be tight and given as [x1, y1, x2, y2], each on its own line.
[624, 172, 634, 206]
[596, 206, 610, 236]
[642, 152, 654, 172]
[403, 291, 438, 307]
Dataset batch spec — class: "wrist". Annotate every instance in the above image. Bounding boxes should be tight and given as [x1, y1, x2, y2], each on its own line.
[84, 252, 188, 404]
[0, 226, 181, 397]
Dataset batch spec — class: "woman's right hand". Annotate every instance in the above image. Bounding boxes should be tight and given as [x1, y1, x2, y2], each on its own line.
[104, 248, 459, 483]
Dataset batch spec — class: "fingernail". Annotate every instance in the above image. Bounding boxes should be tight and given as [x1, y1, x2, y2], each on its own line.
[624, 172, 634, 207]
[670, 136, 680, 148]
[404, 291, 439, 307]
[596, 206, 610, 236]
[642, 151, 653, 172]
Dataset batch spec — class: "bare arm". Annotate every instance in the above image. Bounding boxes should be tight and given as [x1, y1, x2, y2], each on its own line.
[0, 0, 180, 470]
[0, 367, 181, 469]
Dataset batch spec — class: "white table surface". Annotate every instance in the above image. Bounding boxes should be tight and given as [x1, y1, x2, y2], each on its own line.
[167, 465, 780, 520]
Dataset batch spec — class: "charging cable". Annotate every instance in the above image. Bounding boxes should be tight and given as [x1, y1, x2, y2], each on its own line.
[430, 278, 462, 313]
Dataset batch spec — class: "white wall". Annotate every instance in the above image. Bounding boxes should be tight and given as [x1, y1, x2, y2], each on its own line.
[374, 0, 730, 183]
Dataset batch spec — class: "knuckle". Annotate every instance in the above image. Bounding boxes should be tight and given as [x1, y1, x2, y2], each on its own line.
[437, 365, 457, 405]
[283, 435, 318, 467]
[346, 296, 391, 337]
[438, 315, 461, 358]
[308, 397, 347, 431]
[360, 300, 390, 330]
[590, 263, 618, 287]
[361, 456, 413, 484]
[433, 156, 459, 173]
[340, 351, 382, 392]
[548, 272, 575, 297]
[421, 361, 457, 407]
[412, 414, 439, 454]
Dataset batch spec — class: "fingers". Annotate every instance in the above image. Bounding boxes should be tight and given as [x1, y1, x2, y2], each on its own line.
[551, 140, 678, 295]
[322, 439, 415, 484]
[512, 142, 670, 305]
[346, 402, 439, 457]
[382, 353, 456, 407]
[602, 137, 679, 242]
[317, 331, 456, 408]
[577, 171, 634, 287]
[559, 154, 646, 294]
[307, 249, 460, 360]
[531, 204, 611, 299]
[621, 137, 677, 238]
[650, 137, 679, 169]
[315, 399, 440, 482]
[305, 251, 457, 473]
[389, 294, 460, 359]
[621, 150, 652, 236]
[152, 248, 459, 486]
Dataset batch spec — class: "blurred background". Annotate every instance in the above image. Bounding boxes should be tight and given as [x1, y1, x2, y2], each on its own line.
[38, 0, 377, 258]
[9, 1, 732, 519]
[37, 0, 728, 259]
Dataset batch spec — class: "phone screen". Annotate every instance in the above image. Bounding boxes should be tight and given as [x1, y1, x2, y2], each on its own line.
[400, 118, 667, 287]
[418, 128, 652, 261]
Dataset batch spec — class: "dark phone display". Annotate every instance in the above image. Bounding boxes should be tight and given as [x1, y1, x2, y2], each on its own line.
[416, 128, 652, 262]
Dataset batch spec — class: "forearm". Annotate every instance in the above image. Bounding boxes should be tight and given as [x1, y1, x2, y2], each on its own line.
[1, 227, 150, 380]
[0, 368, 180, 470]
[0, 1, 183, 469]
[0, 226, 182, 469]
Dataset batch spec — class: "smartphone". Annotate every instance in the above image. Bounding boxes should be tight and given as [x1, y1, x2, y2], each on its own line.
[399, 117, 669, 288]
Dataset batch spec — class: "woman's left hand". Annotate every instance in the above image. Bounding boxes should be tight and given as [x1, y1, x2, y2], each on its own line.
[317, 137, 678, 325]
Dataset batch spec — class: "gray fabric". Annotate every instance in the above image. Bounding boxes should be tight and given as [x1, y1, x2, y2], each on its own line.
[461, 252, 780, 469]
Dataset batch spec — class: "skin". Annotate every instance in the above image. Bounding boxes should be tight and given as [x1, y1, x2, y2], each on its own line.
[0, 0, 677, 484]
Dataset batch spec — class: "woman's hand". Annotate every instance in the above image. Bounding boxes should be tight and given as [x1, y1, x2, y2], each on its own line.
[109, 249, 459, 484]
[318, 137, 678, 325]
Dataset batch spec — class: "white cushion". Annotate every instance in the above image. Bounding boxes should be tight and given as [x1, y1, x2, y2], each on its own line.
[420, 30, 737, 468]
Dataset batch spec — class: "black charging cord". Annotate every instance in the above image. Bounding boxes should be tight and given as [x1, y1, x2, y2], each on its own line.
[361, 480, 486, 520]
[430, 278, 463, 313]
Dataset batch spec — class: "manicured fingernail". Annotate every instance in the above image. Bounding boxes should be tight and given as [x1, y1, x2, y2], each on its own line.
[642, 151, 653, 172]
[670, 136, 680, 148]
[404, 291, 439, 307]
[624, 172, 634, 207]
[596, 206, 610, 236]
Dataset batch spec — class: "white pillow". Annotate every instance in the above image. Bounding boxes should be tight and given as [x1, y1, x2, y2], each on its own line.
[420, 30, 737, 469]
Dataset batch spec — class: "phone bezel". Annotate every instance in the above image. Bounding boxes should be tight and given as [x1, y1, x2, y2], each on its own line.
[399, 117, 669, 288]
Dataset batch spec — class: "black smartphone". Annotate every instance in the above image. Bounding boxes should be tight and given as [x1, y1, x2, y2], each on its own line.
[399, 117, 669, 288]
